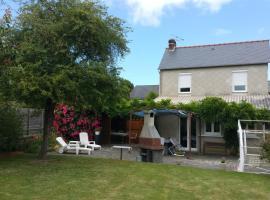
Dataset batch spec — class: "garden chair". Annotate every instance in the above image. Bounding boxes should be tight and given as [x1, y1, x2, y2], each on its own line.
[79, 132, 102, 150]
[168, 138, 185, 157]
[128, 130, 138, 144]
[56, 137, 92, 155]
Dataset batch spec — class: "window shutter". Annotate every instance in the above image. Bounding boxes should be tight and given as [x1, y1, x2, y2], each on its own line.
[232, 71, 247, 92]
[179, 73, 191, 92]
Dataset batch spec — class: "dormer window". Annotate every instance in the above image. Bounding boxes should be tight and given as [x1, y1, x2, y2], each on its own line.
[178, 73, 191, 93]
[232, 70, 248, 92]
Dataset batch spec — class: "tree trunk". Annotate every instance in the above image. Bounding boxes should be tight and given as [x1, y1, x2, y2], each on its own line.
[38, 98, 55, 159]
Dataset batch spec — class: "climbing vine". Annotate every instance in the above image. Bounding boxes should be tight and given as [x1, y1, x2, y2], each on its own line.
[117, 96, 270, 153]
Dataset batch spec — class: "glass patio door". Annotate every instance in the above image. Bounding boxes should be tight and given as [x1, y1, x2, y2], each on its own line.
[180, 118, 187, 148]
[179, 117, 197, 151]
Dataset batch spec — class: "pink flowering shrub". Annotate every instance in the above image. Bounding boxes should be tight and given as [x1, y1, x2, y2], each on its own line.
[53, 104, 101, 140]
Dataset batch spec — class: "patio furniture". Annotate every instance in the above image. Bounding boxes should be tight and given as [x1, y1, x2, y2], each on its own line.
[79, 132, 101, 150]
[128, 130, 139, 144]
[111, 132, 128, 144]
[168, 138, 185, 157]
[56, 137, 92, 155]
[112, 145, 132, 160]
[127, 119, 143, 144]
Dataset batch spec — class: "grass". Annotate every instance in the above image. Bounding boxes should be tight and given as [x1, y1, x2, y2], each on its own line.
[0, 154, 269, 200]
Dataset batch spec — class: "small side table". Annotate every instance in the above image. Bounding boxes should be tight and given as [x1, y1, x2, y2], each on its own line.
[112, 145, 132, 160]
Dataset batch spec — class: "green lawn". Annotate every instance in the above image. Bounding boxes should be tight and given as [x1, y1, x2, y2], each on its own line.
[0, 154, 269, 200]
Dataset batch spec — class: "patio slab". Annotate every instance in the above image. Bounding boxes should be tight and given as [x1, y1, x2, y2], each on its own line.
[50, 144, 239, 171]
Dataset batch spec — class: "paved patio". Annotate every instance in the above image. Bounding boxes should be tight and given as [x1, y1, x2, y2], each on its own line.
[51, 144, 239, 171]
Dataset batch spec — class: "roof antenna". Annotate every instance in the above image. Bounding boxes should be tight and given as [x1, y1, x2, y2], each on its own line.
[175, 36, 184, 42]
[168, 35, 184, 52]
[170, 35, 184, 42]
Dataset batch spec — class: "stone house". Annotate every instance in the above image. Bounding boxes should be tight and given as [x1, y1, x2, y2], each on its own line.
[155, 39, 270, 154]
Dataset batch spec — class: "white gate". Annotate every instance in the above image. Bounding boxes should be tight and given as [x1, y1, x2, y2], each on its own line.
[238, 120, 270, 174]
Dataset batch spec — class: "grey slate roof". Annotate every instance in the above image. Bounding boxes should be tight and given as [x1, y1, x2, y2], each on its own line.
[159, 40, 270, 70]
[156, 95, 270, 110]
[130, 85, 159, 99]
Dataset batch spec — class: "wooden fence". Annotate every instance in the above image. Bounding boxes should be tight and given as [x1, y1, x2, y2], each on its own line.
[20, 108, 44, 135]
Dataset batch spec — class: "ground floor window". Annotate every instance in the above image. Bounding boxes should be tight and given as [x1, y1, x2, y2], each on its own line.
[203, 121, 221, 137]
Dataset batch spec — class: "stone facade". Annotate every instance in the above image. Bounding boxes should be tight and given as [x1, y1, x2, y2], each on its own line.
[160, 64, 268, 97]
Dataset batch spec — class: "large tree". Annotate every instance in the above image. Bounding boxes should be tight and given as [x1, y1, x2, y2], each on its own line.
[0, 0, 130, 158]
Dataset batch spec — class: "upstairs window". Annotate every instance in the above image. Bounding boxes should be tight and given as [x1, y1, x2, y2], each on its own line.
[178, 73, 191, 93]
[232, 71, 247, 92]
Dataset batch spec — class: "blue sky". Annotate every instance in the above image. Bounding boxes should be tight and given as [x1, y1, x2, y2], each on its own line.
[1, 0, 270, 86]
[103, 0, 270, 86]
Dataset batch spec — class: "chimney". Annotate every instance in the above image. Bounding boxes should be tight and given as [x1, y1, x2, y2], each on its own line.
[168, 38, 176, 51]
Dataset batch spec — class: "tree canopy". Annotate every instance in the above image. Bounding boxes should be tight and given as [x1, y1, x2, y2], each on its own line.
[0, 0, 131, 158]
[1, 0, 130, 108]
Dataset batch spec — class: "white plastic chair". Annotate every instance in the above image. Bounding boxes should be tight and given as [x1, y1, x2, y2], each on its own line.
[56, 137, 92, 155]
[79, 132, 101, 150]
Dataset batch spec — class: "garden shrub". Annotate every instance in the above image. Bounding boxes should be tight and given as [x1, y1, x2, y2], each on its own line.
[222, 102, 257, 153]
[48, 131, 58, 152]
[262, 141, 270, 162]
[53, 104, 101, 140]
[0, 104, 23, 152]
[117, 96, 270, 154]
[22, 135, 42, 153]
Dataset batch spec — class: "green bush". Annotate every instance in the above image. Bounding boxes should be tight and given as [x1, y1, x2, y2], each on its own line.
[0, 104, 23, 152]
[262, 141, 270, 162]
[48, 131, 58, 152]
[116, 96, 270, 153]
[22, 135, 42, 153]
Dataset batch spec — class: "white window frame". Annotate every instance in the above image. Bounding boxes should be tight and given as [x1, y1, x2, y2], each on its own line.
[178, 73, 192, 94]
[202, 121, 222, 137]
[232, 70, 248, 93]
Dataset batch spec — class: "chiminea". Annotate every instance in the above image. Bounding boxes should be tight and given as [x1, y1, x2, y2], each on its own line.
[139, 111, 163, 163]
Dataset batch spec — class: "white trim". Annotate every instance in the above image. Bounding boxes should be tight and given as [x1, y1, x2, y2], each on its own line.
[233, 90, 248, 93]
[201, 133, 222, 137]
[203, 121, 222, 137]
[232, 70, 248, 73]
[179, 117, 198, 152]
[183, 147, 197, 152]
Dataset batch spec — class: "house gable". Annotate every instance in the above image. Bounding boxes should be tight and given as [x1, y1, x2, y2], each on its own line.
[159, 40, 270, 70]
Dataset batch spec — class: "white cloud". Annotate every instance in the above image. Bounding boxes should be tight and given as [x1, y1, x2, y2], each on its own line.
[126, 0, 187, 26]
[192, 0, 232, 12]
[108, 0, 232, 26]
[214, 28, 232, 36]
